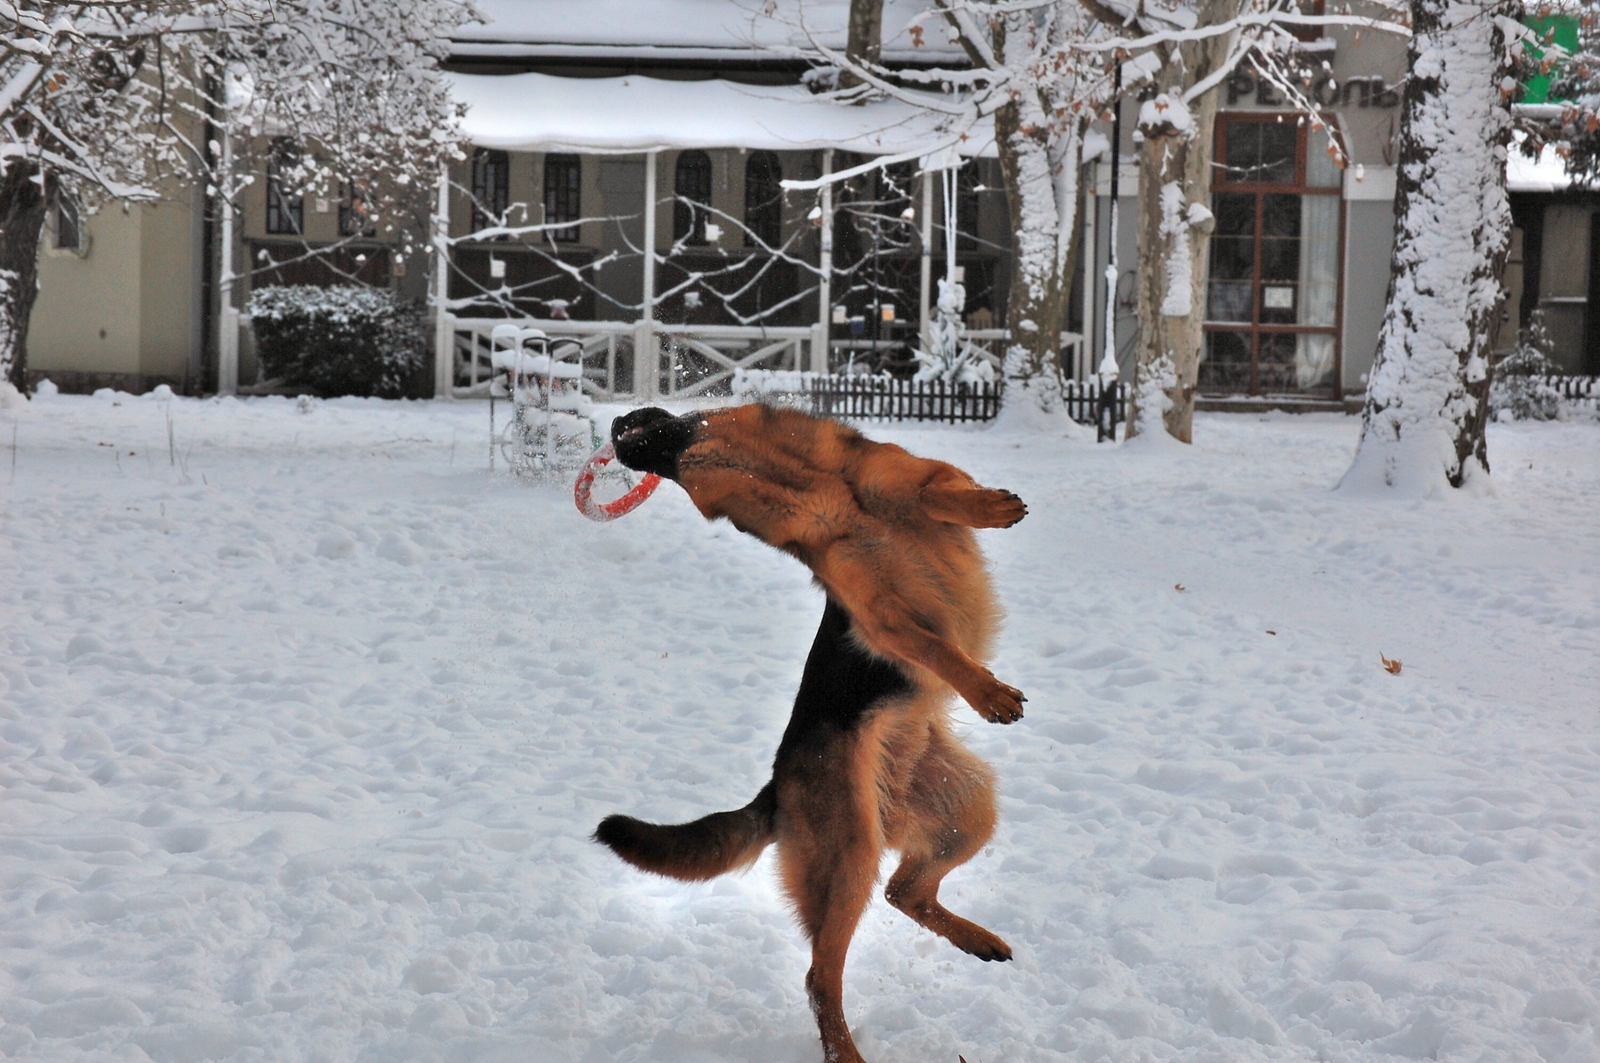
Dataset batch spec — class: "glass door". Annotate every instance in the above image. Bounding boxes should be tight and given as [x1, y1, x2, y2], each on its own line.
[1203, 115, 1343, 396]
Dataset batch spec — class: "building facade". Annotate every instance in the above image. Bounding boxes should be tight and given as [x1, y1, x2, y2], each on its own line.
[22, 0, 1597, 399]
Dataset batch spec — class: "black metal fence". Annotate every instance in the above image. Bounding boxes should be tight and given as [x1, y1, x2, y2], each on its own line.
[1061, 379, 1129, 430]
[761, 375, 1128, 427]
[1548, 375, 1599, 401]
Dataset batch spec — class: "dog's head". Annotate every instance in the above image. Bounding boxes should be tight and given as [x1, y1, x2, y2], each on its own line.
[611, 407, 699, 480]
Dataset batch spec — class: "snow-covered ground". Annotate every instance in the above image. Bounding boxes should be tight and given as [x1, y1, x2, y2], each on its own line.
[2, 391, 1597, 1063]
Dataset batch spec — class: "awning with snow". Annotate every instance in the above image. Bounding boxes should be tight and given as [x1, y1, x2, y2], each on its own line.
[447, 72, 995, 157]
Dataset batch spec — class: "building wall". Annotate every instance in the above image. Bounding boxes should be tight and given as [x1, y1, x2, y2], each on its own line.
[32, 205, 144, 381]
[30, 195, 202, 393]
[1341, 197, 1397, 392]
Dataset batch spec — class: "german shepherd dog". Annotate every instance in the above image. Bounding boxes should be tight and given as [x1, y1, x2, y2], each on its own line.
[595, 404, 1027, 1063]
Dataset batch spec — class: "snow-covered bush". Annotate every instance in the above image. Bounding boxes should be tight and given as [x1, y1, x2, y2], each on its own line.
[1489, 312, 1563, 422]
[248, 286, 426, 398]
[913, 279, 995, 386]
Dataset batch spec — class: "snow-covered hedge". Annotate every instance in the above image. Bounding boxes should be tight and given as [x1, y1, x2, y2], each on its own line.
[1489, 312, 1563, 422]
[248, 286, 426, 398]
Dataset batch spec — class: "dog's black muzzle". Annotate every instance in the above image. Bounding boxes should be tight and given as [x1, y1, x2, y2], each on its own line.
[611, 408, 699, 481]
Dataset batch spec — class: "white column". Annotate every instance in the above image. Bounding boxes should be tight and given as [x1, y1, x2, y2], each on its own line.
[432, 161, 453, 399]
[812, 148, 833, 374]
[918, 169, 933, 352]
[1080, 182, 1098, 383]
[216, 122, 238, 396]
[635, 150, 659, 400]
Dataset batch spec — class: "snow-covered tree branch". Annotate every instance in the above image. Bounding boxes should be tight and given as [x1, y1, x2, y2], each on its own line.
[0, 0, 475, 396]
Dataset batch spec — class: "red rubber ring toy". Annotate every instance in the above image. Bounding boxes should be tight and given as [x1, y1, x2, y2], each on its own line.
[575, 440, 662, 521]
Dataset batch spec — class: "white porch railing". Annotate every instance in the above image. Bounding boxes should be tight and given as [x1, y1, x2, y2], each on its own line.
[948, 329, 1089, 381]
[448, 317, 822, 401]
[443, 316, 1088, 400]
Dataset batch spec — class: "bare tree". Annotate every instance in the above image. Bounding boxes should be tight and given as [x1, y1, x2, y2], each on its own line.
[793, 0, 1402, 430]
[0, 0, 472, 396]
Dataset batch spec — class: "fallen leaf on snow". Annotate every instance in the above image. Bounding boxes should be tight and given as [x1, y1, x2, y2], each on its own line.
[1174, 583, 1186, 592]
[1380, 654, 1402, 675]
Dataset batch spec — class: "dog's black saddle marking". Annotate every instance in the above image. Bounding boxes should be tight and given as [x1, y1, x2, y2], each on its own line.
[774, 598, 912, 764]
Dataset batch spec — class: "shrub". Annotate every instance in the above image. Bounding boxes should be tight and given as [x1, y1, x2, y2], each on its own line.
[1489, 310, 1563, 422]
[248, 285, 426, 398]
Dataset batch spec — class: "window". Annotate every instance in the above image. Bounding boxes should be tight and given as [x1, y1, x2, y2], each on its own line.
[957, 160, 981, 251]
[1203, 115, 1342, 395]
[339, 179, 375, 238]
[544, 153, 581, 242]
[53, 194, 83, 252]
[1289, 0, 1326, 42]
[471, 148, 510, 233]
[744, 151, 782, 247]
[266, 138, 303, 236]
[674, 150, 712, 245]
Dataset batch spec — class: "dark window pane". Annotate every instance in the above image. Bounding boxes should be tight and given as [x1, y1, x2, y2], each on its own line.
[339, 179, 375, 238]
[1259, 123, 1297, 183]
[1257, 333, 1299, 392]
[1260, 238, 1300, 283]
[1201, 332, 1253, 391]
[266, 138, 303, 236]
[544, 154, 581, 242]
[1213, 193, 1255, 236]
[674, 150, 713, 244]
[1224, 123, 1260, 181]
[471, 149, 510, 234]
[957, 160, 980, 250]
[55, 196, 81, 250]
[1208, 282, 1254, 322]
[744, 151, 783, 247]
[1210, 235, 1255, 280]
[1262, 193, 1301, 237]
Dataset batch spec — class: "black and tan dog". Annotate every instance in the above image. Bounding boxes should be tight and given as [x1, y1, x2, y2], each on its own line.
[595, 404, 1027, 1063]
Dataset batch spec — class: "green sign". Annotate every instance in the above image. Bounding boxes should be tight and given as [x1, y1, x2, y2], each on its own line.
[1523, 15, 1580, 105]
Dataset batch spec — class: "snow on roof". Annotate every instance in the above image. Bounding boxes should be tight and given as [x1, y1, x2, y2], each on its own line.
[448, 71, 994, 156]
[452, 0, 962, 62]
[1506, 138, 1599, 194]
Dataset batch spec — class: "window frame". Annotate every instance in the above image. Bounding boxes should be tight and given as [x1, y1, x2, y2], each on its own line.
[674, 150, 713, 246]
[266, 138, 304, 236]
[543, 153, 582, 243]
[470, 148, 511, 235]
[339, 178, 376, 238]
[743, 151, 783, 249]
[1203, 112, 1346, 398]
[52, 193, 84, 254]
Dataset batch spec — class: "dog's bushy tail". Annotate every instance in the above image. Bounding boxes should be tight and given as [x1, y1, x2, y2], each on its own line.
[595, 782, 777, 881]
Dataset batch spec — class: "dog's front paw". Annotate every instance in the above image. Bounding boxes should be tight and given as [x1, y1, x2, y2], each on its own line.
[971, 488, 1027, 529]
[971, 680, 1025, 724]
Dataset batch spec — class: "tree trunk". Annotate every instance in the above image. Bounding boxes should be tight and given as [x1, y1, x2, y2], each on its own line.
[1124, 0, 1236, 442]
[840, 0, 884, 90]
[1339, 0, 1520, 493]
[0, 159, 45, 394]
[1126, 93, 1219, 441]
[993, 95, 1082, 413]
